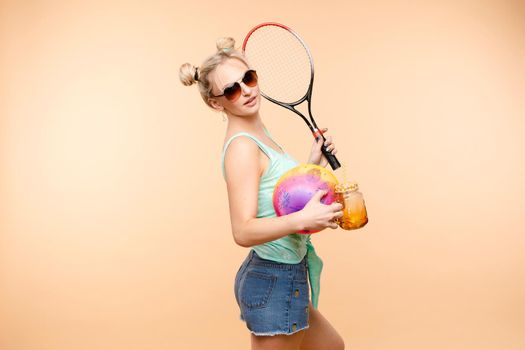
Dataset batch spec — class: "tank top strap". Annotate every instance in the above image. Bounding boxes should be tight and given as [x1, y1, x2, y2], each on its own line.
[262, 126, 283, 151]
[221, 132, 274, 179]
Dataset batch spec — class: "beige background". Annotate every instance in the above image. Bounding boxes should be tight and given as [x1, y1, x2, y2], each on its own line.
[1, 0, 524, 349]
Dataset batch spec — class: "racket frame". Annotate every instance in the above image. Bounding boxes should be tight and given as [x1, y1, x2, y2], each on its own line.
[242, 22, 341, 169]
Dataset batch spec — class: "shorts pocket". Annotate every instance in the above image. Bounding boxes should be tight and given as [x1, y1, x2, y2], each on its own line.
[240, 271, 277, 309]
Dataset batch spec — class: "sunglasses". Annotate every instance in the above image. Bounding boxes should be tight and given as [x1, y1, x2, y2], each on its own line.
[211, 70, 258, 101]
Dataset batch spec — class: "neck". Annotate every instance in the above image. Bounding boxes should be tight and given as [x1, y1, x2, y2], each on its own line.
[225, 111, 266, 135]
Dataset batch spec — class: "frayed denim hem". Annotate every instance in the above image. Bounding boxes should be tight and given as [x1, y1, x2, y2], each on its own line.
[248, 324, 310, 337]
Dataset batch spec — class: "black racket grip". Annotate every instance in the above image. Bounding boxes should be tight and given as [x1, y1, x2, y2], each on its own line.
[321, 144, 341, 170]
[313, 129, 341, 170]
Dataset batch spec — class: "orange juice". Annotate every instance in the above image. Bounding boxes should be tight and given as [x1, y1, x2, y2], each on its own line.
[334, 182, 368, 230]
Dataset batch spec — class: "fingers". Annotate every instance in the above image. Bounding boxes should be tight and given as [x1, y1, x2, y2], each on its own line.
[311, 189, 327, 202]
[315, 128, 328, 141]
[322, 134, 337, 154]
[331, 202, 343, 211]
[325, 202, 343, 229]
[314, 128, 328, 142]
[330, 204, 344, 229]
[329, 210, 343, 229]
[329, 216, 340, 228]
[317, 128, 328, 138]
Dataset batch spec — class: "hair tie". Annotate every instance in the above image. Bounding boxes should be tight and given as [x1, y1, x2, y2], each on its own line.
[194, 67, 199, 82]
[221, 47, 232, 53]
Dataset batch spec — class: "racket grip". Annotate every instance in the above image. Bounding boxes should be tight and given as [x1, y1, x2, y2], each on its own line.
[314, 129, 341, 170]
[321, 145, 341, 170]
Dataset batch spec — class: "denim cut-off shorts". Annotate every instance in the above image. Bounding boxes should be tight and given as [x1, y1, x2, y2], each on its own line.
[234, 249, 310, 336]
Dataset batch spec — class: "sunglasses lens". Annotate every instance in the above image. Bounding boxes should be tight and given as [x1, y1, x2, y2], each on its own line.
[243, 70, 258, 87]
[223, 83, 241, 101]
[219, 70, 258, 101]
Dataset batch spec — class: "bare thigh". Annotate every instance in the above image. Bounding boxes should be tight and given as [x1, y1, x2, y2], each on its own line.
[250, 329, 306, 350]
[299, 302, 345, 350]
[249, 302, 344, 350]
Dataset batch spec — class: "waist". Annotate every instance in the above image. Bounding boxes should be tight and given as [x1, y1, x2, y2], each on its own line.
[252, 236, 309, 264]
[249, 249, 308, 272]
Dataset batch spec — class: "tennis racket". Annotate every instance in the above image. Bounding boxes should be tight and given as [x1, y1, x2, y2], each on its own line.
[242, 22, 341, 170]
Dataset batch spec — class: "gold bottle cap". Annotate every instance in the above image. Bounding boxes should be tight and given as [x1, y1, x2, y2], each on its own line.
[335, 181, 358, 193]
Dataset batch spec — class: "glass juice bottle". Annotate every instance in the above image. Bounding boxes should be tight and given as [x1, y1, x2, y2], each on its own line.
[334, 181, 368, 230]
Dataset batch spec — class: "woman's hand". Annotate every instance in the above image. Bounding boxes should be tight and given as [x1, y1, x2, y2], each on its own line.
[307, 128, 337, 167]
[297, 190, 343, 232]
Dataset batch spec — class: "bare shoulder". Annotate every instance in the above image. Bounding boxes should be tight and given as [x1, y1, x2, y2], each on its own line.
[223, 136, 263, 180]
[224, 135, 259, 159]
[223, 136, 263, 231]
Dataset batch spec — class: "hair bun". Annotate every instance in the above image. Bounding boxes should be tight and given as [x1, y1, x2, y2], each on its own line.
[216, 37, 235, 53]
[179, 63, 198, 86]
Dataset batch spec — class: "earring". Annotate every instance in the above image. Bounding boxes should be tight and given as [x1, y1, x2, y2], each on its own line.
[221, 111, 227, 122]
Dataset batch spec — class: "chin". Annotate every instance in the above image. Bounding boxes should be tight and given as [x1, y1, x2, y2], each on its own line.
[236, 107, 260, 118]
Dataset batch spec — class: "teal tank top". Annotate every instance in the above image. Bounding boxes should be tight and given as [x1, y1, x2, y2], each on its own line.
[221, 127, 324, 309]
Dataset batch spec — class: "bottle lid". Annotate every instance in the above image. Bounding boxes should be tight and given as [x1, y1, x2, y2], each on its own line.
[335, 181, 358, 193]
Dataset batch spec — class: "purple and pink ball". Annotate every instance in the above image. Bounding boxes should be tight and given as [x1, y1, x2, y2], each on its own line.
[273, 164, 339, 234]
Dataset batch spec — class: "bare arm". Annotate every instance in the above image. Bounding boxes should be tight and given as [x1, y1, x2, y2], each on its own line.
[224, 137, 305, 247]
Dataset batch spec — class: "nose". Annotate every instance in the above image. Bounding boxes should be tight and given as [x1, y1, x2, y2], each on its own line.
[240, 81, 252, 95]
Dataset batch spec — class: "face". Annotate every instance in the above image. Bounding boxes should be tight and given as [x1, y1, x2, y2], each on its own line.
[208, 58, 261, 116]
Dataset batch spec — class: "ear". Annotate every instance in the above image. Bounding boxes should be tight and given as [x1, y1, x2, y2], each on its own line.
[208, 98, 224, 112]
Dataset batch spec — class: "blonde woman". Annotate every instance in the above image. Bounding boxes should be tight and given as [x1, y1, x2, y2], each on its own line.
[180, 37, 345, 350]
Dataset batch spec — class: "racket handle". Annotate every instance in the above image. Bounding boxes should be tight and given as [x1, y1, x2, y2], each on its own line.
[313, 130, 341, 170]
[321, 144, 341, 170]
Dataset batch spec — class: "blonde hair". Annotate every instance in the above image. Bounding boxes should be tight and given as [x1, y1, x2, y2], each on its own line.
[179, 37, 250, 108]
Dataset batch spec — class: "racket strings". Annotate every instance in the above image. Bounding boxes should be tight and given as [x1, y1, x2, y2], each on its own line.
[244, 26, 312, 104]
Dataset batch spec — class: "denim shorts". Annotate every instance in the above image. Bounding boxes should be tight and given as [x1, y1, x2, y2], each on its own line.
[234, 249, 310, 336]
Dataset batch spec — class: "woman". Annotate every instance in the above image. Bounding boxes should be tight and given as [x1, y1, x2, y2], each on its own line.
[180, 37, 345, 350]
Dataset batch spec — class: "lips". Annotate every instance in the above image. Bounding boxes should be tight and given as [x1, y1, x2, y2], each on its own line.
[244, 96, 256, 105]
